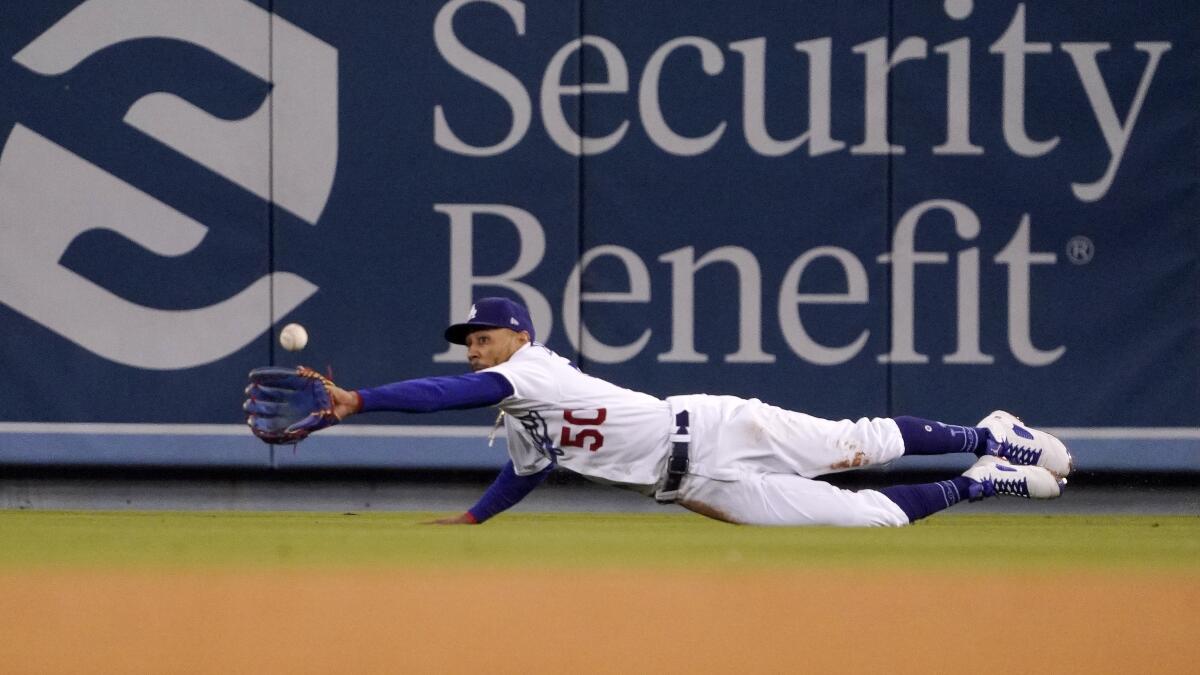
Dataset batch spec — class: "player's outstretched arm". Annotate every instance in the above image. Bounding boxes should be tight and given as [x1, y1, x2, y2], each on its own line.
[246, 369, 513, 445]
[325, 371, 516, 422]
[351, 372, 514, 415]
[426, 460, 552, 525]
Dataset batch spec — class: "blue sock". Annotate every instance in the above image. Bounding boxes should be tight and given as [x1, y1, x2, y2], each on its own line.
[894, 416, 989, 456]
[878, 476, 985, 523]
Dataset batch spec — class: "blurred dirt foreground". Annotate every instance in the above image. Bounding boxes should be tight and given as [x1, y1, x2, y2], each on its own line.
[1, 569, 1197, 674]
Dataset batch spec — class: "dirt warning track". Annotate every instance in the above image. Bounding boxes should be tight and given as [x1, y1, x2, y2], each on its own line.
[1, 569, 1195, 674]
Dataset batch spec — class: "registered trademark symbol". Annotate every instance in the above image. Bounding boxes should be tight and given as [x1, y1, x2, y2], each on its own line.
[1066, 236, 1094, 265]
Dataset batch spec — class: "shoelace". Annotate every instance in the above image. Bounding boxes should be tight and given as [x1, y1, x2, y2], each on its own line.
[991, 476, 1031, 498]
[1000, 442, 1042, 466]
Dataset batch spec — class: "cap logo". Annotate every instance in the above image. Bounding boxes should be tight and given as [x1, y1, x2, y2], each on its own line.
[467, 304, 478, 320]
[510, 317, 519, 326]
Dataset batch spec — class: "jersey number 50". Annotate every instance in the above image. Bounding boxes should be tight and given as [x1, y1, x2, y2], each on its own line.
[560, 409, 607, 452]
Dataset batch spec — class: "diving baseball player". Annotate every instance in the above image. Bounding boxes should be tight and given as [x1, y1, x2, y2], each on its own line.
[243, 297, 1072, 526]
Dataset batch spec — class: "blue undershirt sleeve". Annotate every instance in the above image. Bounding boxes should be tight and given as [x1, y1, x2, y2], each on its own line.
[467, 460, 553, 523]
[355, 371, 513, 413]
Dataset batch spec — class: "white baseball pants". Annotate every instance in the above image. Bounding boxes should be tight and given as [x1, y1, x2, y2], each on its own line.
[666, 394, 910, 527]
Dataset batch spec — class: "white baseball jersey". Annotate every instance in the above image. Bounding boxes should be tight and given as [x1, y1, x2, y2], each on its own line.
[483, 343, 672, 489]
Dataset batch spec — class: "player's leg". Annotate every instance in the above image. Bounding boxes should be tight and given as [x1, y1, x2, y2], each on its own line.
[678, 473, 911, 527]
[717, 400, 908, 477]
[728, 401, 1071, 479]
[675, 395, 979, 477]
[676, 458, 1065, 527]
[745, 407, 989, 470]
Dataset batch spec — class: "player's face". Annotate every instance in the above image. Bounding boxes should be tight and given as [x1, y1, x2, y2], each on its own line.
[464, 328, 528, 371]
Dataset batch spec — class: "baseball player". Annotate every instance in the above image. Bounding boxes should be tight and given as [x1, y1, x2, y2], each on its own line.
[244, 297, 1072, 526]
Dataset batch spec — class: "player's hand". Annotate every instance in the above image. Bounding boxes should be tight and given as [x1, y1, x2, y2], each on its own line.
[328, 383, 361, 420]
[424, 513, 477, 525]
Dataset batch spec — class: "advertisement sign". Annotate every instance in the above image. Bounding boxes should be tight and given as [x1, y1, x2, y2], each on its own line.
[1, 1, 1196, 469]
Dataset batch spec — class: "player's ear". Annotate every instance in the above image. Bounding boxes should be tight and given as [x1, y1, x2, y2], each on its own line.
[517, 330, 531, 344]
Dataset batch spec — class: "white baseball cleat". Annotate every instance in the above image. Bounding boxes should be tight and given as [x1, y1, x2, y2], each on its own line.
[977, 410, 1073, 479]
[962, 455, 1066, 500]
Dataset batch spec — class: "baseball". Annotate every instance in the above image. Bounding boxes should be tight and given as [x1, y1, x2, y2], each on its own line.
[279, 323, 309, 352]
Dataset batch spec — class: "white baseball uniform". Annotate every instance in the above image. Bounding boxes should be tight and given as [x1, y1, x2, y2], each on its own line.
[484, 343, 909, 526]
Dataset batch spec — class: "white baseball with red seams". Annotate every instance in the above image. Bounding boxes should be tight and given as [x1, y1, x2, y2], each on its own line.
[279, 323, 308, 352]
[483, 342, 909, 526]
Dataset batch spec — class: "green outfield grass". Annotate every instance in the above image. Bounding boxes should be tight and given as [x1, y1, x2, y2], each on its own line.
[1, 511, 1197, 571]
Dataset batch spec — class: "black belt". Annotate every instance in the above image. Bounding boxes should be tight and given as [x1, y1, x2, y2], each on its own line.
[655, 410, 690, 504]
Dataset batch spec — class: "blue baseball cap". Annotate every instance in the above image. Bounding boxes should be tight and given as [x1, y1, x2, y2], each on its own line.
[444, 297, 536, 344]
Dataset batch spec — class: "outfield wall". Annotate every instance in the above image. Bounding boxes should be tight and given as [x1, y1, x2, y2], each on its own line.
[1, 1, 1197, 472]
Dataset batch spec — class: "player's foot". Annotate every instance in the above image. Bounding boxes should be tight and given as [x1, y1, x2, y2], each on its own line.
[962, 455, 1066, 500]
[977, 410, 1073, 478]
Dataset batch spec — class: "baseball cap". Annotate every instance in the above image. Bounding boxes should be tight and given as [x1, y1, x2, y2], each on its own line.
[444, 297, 536, 345]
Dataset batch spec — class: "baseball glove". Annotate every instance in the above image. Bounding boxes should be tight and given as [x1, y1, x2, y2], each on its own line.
[243, 366, 341, 444]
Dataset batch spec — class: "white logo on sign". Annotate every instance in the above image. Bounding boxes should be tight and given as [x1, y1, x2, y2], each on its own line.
[0, 0, 338, 369]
